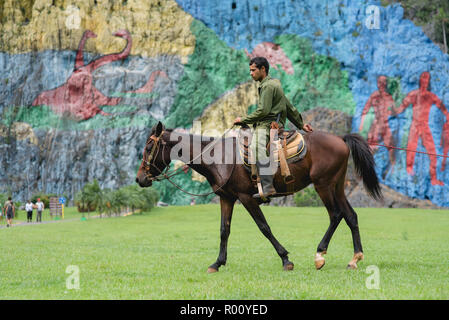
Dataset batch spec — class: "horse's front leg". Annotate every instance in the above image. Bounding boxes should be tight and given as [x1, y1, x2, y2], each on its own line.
[207, 196, 235, 273]
[238, 193, 294, 271]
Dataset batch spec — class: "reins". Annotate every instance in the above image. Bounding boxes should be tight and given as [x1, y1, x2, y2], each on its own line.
[144, 125, 237, 197]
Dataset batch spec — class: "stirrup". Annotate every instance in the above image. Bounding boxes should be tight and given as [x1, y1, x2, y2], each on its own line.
[252, 189, 276, 202]
[252, 193, 273, 203]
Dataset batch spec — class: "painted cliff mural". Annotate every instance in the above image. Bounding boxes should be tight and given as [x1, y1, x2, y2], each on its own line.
[1, 0, 449, 207]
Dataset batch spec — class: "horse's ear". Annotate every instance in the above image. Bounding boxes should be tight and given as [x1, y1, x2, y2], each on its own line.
[155, 121, 165, 136]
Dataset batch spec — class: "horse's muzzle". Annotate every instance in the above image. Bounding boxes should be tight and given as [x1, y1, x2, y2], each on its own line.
[136, 175, 152, 188]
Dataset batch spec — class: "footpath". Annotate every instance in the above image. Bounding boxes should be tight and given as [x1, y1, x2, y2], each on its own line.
[0, 211, 134, 229]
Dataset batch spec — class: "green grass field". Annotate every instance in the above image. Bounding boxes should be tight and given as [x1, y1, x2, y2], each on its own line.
[0, 204, 448, 299]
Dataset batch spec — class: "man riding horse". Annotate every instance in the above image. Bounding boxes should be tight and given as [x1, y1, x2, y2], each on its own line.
[136, 57, 381, 272]
[234, 57, 313, 201]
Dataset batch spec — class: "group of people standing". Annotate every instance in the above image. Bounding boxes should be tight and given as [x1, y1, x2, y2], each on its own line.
[1, 197, 45, 227]
[25, 198, 45, 223]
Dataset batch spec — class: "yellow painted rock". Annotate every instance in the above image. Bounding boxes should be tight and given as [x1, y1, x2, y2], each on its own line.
[0, 122, 39, 145]
[0, 0, 195, 63]
[196, 81, 257, 136]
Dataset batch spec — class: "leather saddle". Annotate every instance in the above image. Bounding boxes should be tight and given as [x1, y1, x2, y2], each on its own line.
[238, 128, 307, 168]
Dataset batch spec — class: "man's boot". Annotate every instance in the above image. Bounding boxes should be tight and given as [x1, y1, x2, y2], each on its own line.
[253, 173, 276, 201]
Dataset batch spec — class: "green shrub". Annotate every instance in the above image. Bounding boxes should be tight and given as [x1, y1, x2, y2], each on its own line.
[31, 192, 54, 208]
[75, 181, 160, 215]
[0, 194, 7, 206]
[294, 187, 322, 207]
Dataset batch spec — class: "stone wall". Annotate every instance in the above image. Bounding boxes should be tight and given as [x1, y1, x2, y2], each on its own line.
[1, 0, 449, 207]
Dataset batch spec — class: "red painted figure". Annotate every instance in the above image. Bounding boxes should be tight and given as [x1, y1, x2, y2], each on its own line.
[359, 75, 396, 165]
[394, 72, 449, 185]
[32, 30, 168, 121]
[245, 42, 294, 75]
[441, 121, 449, 171]
[33, 30, 132, 120]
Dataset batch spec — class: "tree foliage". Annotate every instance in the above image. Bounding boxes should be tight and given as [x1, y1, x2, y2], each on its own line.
[31, 192, 58, 208]
[294, 187, 322, 207]
[382, 0, 449, 53]
[75, 180, 159, 216]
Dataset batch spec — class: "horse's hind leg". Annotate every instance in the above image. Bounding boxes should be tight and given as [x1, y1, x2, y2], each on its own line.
[208, 196, 235, 273]
[238, 193, 294, 271]
[340, 198, 364, 269]
[315, 182, 364, 270]
[314, 184, 344, 270]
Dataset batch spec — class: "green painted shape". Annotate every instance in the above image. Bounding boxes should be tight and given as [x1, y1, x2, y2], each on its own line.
[359, 110, 375, 137]
[153, 163, 216, 205]
[387, 77, 410, 148]
[108, 92, 159, 99]
[165, 19, 251, 129]
[4, 105, 155, 131]
[270, 34, 356, 117]
[246, 104, 258, 115]
[1, 21, 361, 206]
[155, 30, 360, 205]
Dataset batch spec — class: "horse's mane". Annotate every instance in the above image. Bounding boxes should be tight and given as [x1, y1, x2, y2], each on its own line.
[164, 127, 234, 143]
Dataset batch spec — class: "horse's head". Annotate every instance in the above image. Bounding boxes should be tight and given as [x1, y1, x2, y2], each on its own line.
[136, 121, 170, 187]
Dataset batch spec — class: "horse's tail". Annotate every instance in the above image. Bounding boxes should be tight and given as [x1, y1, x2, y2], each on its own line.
[343, 133, 383, 201]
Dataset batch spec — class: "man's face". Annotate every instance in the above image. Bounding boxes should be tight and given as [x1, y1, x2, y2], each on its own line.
[377, 76, 387, 92]
[250, 63, 265, 81]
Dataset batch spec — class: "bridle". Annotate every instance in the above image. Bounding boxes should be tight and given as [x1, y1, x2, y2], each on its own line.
[143, 130, 170, 182]
[140, 126, 237, 197]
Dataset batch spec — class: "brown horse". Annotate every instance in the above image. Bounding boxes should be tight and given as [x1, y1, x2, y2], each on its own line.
[136, 121, 382, 272]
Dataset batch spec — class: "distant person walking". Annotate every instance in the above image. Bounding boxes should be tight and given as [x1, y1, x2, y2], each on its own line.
[35, 198, 44, 223]
[3, 197, 15, 227]
[26, 200, 34, 223]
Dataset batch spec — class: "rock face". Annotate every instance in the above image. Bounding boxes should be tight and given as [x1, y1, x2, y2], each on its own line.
[347, 182, 441, 209]
[270, 108, 440, 209]
[0, 126, 150, 203]
[1, 0, 449, 207]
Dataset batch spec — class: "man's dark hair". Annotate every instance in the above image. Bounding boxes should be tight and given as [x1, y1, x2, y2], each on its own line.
[8, 197, 11, 200]
[249, 57, 269, 74]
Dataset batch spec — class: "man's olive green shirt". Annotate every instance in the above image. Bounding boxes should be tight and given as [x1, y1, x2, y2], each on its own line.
[241, 76, 304, 129]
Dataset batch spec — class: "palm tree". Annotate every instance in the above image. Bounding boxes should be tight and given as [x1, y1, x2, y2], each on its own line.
[84, 179, 103, 219]
[139, 187, 160, 213]
[102, 188, 114, 218]
[122, 185, 145, 215]
[111, 188, 127, 216]
[74, 188, 88, 220]
[436, 5, 449, 54]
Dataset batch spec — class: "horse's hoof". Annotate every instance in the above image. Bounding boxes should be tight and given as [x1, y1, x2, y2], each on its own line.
[346, 252, 364, 270]
[283, 262, 294, 271]
[315, 259, 325, 270]
[207, 267, 218, 273]
[346, 263, 357, 270]
[314, 252, 326, 270]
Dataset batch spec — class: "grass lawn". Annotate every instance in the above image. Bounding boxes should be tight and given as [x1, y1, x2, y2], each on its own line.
[0, 204, 448, 299]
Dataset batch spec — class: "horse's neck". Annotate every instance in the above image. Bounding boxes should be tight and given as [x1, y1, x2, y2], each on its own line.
[166, 131, 219, 173]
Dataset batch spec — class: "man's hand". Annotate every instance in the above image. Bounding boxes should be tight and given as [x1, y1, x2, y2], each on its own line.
[302, 124, 313, 132]
[233, 117, 243, 125]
